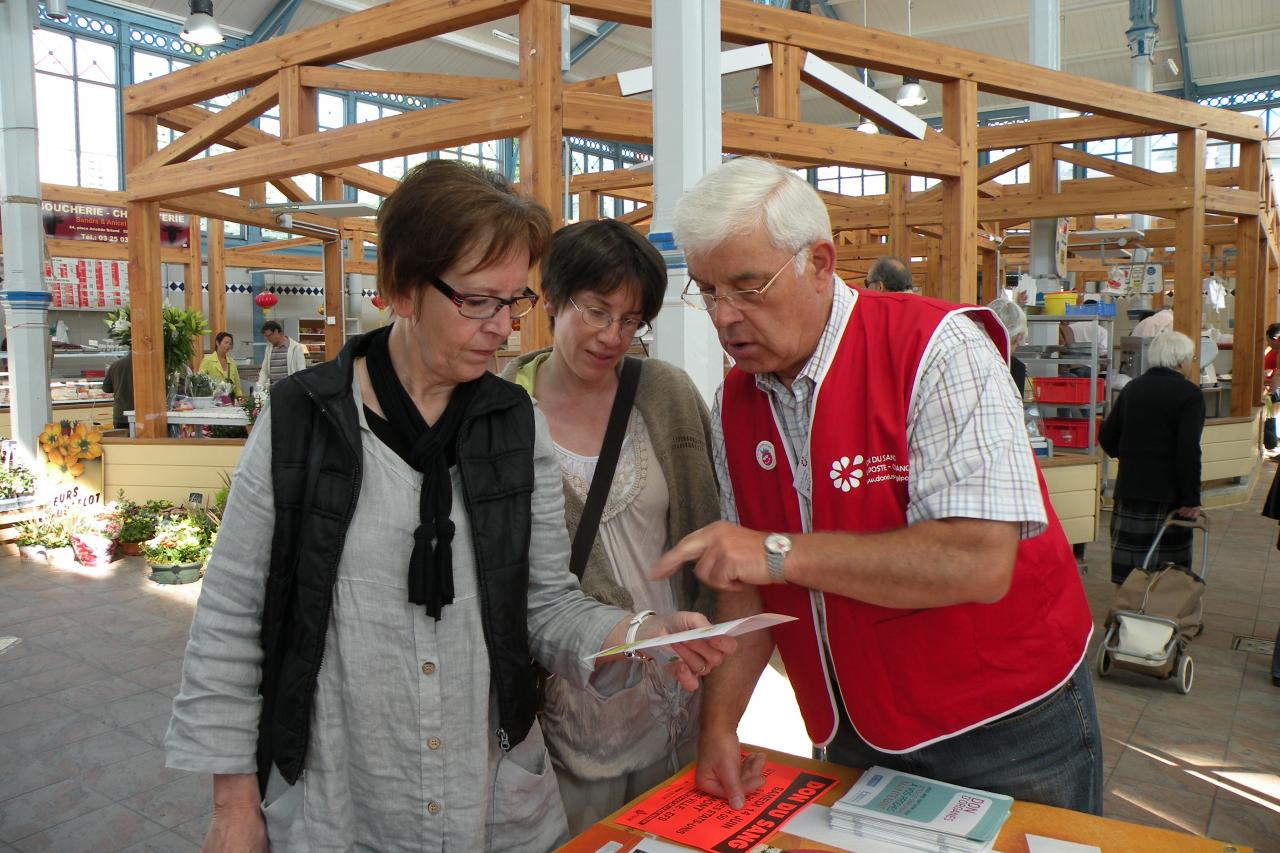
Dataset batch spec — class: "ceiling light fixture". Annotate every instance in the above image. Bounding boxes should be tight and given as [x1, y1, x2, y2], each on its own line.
[894, 1, 927, 107]
[181, 0, 223, 45]
[491, 29, 521, 46]
[250, 199, 380, 219]
[856, 0, 878, 133]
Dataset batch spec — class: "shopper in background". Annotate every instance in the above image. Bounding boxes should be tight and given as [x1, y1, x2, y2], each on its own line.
[1100, 331, 1204, 586]
[199, 331, 242, 397]
[987, 297, 1028, 396]
[101, 349, 133, 431]
[166, 160, 734, 853]
[1067, 298, 1110, 356]
[256, 319, 306, 390]
[500, 219, 719, 834]
[1262, 323, 1280, 395]
[654, 157, 1100, 815]
[1131, 305, 1174, 337]
[1261, 464, 1280, 687]
[864, 256, 913, 292]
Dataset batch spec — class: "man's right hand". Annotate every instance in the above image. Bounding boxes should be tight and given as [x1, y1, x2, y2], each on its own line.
[695, 729, 766, 810]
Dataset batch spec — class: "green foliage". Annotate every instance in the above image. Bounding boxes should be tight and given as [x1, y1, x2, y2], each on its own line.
[187, 372, 215, 397]
[206, 425, 248, 439]
[0, 463, 36, 500]
[143, 510, 214, 565]
[113, 492, 174, 543]
[104, 305, 211, 375]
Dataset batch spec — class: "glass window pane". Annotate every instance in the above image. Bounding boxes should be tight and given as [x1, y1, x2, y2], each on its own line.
[259, 115, 279, 137]
[356, 101, 379, 123]
[77, 81, 117, 156]
[79, 152, 119, 190]
[319, 93, 344, 129]
[863, 173, 886, 196]
[132, 50, 171, 83]
[33, 30, 73, 75]
[76, 38, 115, 84]
[35, 73, 76, 143]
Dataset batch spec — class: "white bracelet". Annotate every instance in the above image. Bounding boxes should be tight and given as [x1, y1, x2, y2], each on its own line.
[623, 610, 657, 658]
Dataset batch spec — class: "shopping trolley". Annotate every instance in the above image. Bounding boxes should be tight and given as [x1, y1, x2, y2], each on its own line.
[1096, 511, 1209, 694]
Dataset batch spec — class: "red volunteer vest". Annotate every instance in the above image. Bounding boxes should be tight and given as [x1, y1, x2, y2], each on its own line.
[723, 290, 1092, 753]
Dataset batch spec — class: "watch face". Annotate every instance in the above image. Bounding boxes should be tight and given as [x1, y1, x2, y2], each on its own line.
[765, 533, 792, 555]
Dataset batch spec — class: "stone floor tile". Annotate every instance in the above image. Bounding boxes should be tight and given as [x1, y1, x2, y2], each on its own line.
[0, 682, 35, 710]
[120, 774, 212, 829]
[0, 651, 80, 685]
[1102, 782, 1215, 838]
[78, 749, 188, 803]
[121, 712, 176, 751]
[0, 780, 110, 844]
[114, 831, 200, 853]
[10, 803, 168, 853]
[118, 661, 183, 693]
[1206, 794, 1280, 852]
[43, 674, 150, 711]
[169, 812, 212, 846]
[4, 712, 113, 757]
[35, 729, 154, 778]
[79, 690, 176, 729]
[11, 662, 111, 698]
[0, 699, 78, 737]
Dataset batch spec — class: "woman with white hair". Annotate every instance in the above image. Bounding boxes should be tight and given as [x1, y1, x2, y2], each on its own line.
[1100, 330, 1205, 585]
[986, 298, 1027, 395]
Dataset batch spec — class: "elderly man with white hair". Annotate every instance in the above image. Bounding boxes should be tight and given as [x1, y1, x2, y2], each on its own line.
[1100, 331, 1204, 586]
[649, 156, 1102, 815]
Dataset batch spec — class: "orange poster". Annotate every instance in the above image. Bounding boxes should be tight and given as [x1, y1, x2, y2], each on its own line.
[616, 761, 836, 853]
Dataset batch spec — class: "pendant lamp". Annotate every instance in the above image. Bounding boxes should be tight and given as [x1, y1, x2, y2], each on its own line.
[894, 1, 928, 107]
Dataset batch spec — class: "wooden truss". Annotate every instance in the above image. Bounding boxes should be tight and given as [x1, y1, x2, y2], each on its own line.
[117, 0, 1276, 435]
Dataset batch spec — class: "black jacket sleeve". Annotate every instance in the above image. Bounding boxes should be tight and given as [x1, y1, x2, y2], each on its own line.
[1175, 390, 1205, 507]
[1099, 391, 1124, 458]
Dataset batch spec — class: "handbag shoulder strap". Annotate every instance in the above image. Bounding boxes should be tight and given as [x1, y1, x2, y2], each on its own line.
[569, 357, 642, 579]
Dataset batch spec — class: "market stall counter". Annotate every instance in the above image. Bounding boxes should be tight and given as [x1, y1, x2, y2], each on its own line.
[558, 748, 1250, 853]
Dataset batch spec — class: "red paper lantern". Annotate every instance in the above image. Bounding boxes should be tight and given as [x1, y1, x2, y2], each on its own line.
[371, 293, 387, 310]
[254, 291, 278, 313]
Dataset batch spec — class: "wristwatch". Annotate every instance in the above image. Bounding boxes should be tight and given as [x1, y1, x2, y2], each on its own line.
[763, 533, 793, 584]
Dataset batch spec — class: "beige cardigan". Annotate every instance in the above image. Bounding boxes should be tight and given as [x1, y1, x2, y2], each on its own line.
[501, 350, 720, 779]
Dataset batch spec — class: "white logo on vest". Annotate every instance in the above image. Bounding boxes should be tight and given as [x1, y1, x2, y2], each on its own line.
[830, 455, 864, 491]
[755, 441, 777, 471]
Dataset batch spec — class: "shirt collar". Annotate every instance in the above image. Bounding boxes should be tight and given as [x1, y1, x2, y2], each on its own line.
[754, 277, 855, 397]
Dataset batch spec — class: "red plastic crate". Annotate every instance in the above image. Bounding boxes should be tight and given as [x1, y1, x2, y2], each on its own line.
[1042, 417, 1101, 449]
[1032, 377, 1105, 405]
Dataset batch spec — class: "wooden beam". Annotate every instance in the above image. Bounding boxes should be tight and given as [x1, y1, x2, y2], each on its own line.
[981, 248, 999, 304]
[518, 0, 560, 354]
[297, 66, 518, 100]
[1052, 145, 1176, 187]
[158, 104, 398, 197]
[569, 168, 653, 193]
[939, 79, 978, 304]
[578, 189, 599, 221]
[130, 92, 531, 202]
[916, 148, 1030, 202]
[1232, 142, 1264, 417]
[1173, 129, 1206, 380]
[186, 216, 204, 369]
[1204, 186, 1261, 217]
[978, 115, 1171, 150]
[564, 74, 624, 96]
[887, 174, 910, 259]
[124, 0, 523, 115]
[137, 78, 279, 173]
[162, 191, 333, 232]
[124, 112, 166, 438]
[1030, 144, 1055, 196]
[758, 43, 802, 121]
[207, 222, 226, 345]
[567, 0, 1263, 140]
[322, 176, 345, 361]
[223, 251, 320, 272]
[616, 205, 651, 226]
[21, 237, 187, 265]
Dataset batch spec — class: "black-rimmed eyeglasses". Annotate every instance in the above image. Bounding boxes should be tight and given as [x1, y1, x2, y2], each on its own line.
[428, 275, 539, 320]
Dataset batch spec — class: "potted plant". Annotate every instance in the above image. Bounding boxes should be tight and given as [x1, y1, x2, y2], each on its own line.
[15, 519, 46, 561]
[143, 510, 212, 584]
[104, 305, 210, 400]
[69, 507, 120, 569]
[0, 461, 37, 512]
[187, 372, 215, 409]
[42, 517, 75, 568]
[113, 495, 170, 556]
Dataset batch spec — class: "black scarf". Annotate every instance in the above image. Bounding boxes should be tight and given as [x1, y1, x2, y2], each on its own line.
[364, 327, 477, 619]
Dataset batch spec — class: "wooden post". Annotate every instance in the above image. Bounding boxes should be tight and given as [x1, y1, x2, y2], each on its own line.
[579, 189, 599, 222]
[518, 0, 561, 353]
[1173, 129, 1206, 381]
[981, 248, 999, 305]
[940, 80, 978, 304]
[926, 237, 942, 296]
[888, 174, 910, 261]
[1230, 142, 1263, 416]
[125, 113, 167, 438]
[208, 221, 227, 346]
[757, 43, 802, 121]
[186, 215, 204, 371]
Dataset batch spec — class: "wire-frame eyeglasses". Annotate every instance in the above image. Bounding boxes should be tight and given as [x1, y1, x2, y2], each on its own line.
[681, 250, 803, 312]
[566, 297, 651, 338]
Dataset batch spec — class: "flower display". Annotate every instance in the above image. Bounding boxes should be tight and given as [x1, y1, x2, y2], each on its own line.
[142, 511, 214, 566]
[37, 420, 103, 483]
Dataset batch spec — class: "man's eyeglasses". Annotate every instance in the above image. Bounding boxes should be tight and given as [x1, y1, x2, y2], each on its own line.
[682, 250, 803, 312]
[428, 275, 539, 320]
[567, 297, 651, 338]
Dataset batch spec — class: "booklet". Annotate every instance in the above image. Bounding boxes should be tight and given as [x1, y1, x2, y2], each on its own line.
[582, 613, 797, 662]
[829, 766, 1012, 853]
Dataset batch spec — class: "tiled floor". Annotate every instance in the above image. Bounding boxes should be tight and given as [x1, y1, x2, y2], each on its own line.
[0, 470, 1278, 852]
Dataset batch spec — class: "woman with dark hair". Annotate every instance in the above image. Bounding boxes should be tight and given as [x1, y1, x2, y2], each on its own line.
[199, 331, 241, 396]
[165, 162, 733, 852]
[501, 219, 720, 832]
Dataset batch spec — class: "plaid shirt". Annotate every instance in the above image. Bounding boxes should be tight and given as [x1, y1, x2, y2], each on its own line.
[711, 282, 1046, 538]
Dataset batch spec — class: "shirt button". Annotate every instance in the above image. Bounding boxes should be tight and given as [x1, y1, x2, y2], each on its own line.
[421, 661, 436, 675]
[427, 801, 442, 815]
[427, 736, 442, 750]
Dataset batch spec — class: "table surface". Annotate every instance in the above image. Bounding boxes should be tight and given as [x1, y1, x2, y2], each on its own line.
[124, 408, 248, 423]
[556, 748, 1251, 853]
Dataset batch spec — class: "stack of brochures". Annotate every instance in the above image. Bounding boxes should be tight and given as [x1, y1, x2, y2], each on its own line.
[828, 766, 1013, 853]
